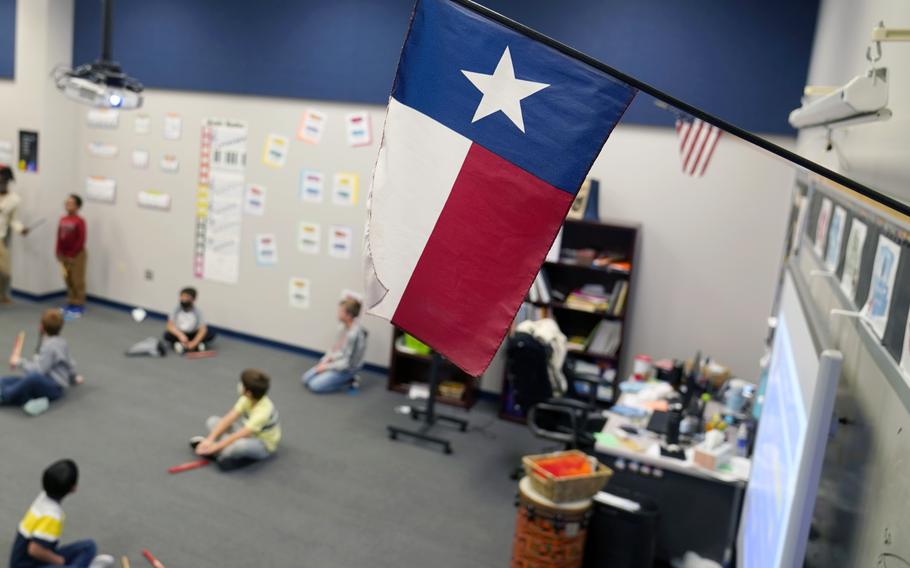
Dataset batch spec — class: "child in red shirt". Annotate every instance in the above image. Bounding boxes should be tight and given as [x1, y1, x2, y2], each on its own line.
[56, 194, 87, 316]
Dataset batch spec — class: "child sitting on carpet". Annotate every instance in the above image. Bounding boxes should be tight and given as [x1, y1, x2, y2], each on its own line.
[301, 298, 368, 393]
[1, 309, 82, 416]
[190, 368, 281, 469]
[9, 459, 115, 568]
[164, 286, 216, 354]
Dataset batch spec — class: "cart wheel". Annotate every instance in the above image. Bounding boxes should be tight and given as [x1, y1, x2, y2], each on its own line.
[460, 423, 468, 432]
[389, 431, 397, 440]
[444, 445, 453, 455]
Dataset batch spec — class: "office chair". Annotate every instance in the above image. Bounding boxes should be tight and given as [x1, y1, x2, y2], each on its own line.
[506, 332, 607, 452]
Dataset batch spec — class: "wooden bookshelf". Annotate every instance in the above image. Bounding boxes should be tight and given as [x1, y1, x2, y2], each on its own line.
[386, 328, 478, 409]
[500, 216, 640, 422]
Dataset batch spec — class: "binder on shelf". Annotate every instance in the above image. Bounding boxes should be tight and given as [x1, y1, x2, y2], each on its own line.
[587, 320, 622, 356]
[612, 281, 629, 317]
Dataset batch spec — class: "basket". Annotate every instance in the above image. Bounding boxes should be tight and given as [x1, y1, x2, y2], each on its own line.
[523, 450, 612, 503]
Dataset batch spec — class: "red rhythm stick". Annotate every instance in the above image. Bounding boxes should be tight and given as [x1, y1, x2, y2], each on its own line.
[167, 459, 210, 474]
[141, 549, 166, 568]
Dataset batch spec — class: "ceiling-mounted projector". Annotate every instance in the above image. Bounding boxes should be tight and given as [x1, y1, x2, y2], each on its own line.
[788, 68, 889, 129]
[53, 0, 143, 109]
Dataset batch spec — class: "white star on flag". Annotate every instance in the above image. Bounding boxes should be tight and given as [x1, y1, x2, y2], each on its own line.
[462, 47, 549, 133]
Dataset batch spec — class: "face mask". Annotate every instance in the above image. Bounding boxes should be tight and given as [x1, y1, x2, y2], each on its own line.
[180, 301, 193, 310]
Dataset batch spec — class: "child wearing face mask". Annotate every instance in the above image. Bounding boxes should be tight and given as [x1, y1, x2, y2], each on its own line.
[163, 286, 216, 354]
[189, 368, 281, 469]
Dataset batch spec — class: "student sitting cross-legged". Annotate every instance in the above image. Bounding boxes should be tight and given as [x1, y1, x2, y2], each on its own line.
[190, 369, 281, 470]
[164, 286, 216, 354]
[9, 459, 115, 568]
[1, 309, 83, 416]
[301, 298, 368, 394]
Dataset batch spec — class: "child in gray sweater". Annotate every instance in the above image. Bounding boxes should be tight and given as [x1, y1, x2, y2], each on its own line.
[1, 309, 82, 416]
[301, 298, 368, 393]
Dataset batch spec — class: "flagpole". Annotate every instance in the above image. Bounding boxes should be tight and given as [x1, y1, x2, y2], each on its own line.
[449, 0, 910, 218]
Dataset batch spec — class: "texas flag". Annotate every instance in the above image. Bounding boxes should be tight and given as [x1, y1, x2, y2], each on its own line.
[365, 0, 637, 376]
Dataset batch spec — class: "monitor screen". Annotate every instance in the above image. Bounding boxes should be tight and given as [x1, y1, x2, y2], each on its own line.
[739, 271, 841, 568]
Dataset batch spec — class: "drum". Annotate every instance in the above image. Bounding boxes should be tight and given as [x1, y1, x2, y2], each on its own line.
[511, 476, 593, 568]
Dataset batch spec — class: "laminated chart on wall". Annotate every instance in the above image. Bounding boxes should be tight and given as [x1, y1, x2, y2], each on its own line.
[299, 169, 324, 203]
[160, 154, 180, 173]
[138, 190, 171, 211]
[824, 205, 846, 272]
[862, 234, 901, 339]
[840, 218, 867, 301]
[134, 114, 150, 134]
[86, 109, 119, 129]
[164, 114, 182, 140]
[195, 118, 248, 284]
[243, 184, 266, 216]
[329, 225, 353, 259]
[345, 111, 372, 147]
[813, 198, 832, 258]
[297, 109, 327, 144]
[18, 130, 38, 172]
[255, 233, 278, 265]
[87, 141, 118, 159]
[262, 134, 289, 167]
[85, 176, 116, 203]
[0, 140, 12, 167]
[131, 150, 149, 169]
[332, 173, 359, 206]
[288, 277, 311, 309]
[297, 222, 320, 254]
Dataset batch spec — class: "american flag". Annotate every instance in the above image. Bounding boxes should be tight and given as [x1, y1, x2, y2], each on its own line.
[675, 116, 722, 177]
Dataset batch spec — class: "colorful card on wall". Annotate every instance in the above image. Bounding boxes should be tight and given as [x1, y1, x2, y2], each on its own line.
[85, 176, 116, 203]
[137, 189, 171, 211]
[163, 114, 182, 140]
[329, 225, 353, 259]
[297, 222, 321, 254]
[255, 233, 278, 265]
[134, 114, 151, 134]
[87, 141, 118, 158]
[332, 173, 359, 206]
[824, 205, 846, 272]
[131, 149, 149, 169]
[289, 277, 311, 309]
[839, 219, 867, 302]
[345, 111, 371, 147]
[813, 198, 832, 258]
[0, 140, 12, 167]
[18, 130, 38, 172]
[87, 109, 119, 129]
[262, 134, 290, 167]
[297, 109, 327, 144]
[299, 169, 324, 203]
[244, 184, 267, 216]
[160, 154, 180, 172]
[862, 234, 901, 338]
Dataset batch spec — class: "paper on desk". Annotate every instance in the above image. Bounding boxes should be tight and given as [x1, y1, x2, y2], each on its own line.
[594, 491, 641, 513]
[594, 432, 621, 449]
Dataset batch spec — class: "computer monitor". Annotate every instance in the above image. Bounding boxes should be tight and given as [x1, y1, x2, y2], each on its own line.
[738, 271, 842, 568]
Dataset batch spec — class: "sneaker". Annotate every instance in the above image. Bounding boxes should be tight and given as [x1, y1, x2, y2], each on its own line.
[73, 375, 85, 386]
[88, 554, 115, 568]
[189, 435, 206, 450]
[197, 342, 207, 352]
[174, 342, 185, 355]
[69, 305, 85, 314]
[62, 309, 82, 321]
[23, 397, 50, 416]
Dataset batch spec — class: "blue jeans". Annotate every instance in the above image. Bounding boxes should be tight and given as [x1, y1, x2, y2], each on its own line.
[52, 539, 97, 568]
[0, 374, 63, 407]
[301, 367, 355, 393]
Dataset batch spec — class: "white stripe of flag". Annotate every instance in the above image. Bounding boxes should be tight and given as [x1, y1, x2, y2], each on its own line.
[675, 117, 722, 177]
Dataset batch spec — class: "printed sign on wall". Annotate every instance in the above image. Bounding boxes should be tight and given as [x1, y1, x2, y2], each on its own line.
[297, 109, 327, 144]
[332, 173, 359, 206]
[300, 170, 324, 203]
[297, 222, 320, 255]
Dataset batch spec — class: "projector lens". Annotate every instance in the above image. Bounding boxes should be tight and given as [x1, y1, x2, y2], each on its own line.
[109, 93, 123, 107]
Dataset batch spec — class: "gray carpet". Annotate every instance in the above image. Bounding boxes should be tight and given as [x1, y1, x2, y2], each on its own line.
[0, 298, 540, 567]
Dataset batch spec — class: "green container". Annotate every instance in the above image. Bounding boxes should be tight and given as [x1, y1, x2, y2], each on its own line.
[403, 334, 431, 355]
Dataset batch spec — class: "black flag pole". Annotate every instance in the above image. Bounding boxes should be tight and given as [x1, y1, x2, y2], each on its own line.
[452, 0, 910, 218]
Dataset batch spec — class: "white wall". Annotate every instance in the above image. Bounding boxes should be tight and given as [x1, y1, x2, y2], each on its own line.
[796, 0, 910, 204]
[0, 0, 77, 295]
[589, 124, 795, 380]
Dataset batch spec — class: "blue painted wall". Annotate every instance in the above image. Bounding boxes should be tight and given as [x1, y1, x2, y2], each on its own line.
[0, 0, 15, 78]
[72, 0, 819, 134]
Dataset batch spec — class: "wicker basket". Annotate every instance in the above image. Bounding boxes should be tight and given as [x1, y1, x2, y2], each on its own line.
[523, 450, 612, 503]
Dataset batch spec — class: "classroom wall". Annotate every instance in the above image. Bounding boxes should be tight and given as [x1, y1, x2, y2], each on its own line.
[0, 0, 78, 296]
[796, 0, 910, 205]
[589, 122, 795, 380]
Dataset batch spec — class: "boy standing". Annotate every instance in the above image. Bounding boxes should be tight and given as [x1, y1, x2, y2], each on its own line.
[0, 165, 29, 304]
[57, 194, 87, 317]
[164, 287, 216, 354]
[9, 459, 114, 568]
[1, 309, 82, 416]
[301, 298, 368, 393]
[191, 369, 281, 469]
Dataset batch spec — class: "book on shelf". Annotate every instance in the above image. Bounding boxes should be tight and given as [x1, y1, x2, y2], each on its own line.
[564, 283, 614, 313]
[612, 281, 629, 317]
[515, 302, 547, 325]
[586, 320, 622, 356]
